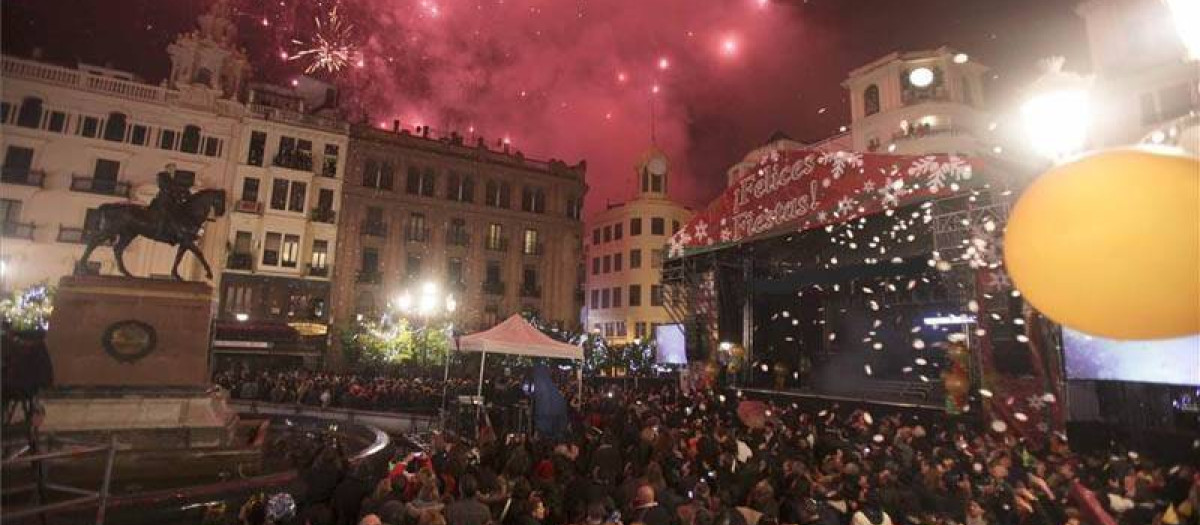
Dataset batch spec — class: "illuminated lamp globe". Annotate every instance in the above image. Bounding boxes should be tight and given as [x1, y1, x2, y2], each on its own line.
[908, 67, 934, 88]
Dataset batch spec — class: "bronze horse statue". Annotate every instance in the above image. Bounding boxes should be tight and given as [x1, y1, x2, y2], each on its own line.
[78, 189, 227, 281]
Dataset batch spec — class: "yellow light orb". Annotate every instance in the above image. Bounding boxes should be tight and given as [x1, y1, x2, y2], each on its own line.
[1004, 149, 1200, 340]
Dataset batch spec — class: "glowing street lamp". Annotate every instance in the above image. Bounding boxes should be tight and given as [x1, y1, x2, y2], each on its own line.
[1164, 0, 1200, 61]
[1021, 57, 1092, 162]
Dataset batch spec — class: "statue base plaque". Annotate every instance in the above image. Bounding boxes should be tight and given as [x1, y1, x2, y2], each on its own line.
[40, 276, 236, 449]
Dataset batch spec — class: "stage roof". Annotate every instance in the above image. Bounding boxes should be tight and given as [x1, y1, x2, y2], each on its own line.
[458, 314, 583, 360]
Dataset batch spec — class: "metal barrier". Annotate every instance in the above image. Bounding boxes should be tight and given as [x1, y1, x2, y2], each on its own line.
[228, 400, 438, 435]
[1, 434, 118, 524]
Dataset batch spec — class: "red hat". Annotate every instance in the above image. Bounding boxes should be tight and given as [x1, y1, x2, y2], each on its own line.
[534, 459, 555, 481]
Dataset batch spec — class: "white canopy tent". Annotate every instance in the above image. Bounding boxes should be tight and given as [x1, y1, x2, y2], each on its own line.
[453, 315, 585, 402]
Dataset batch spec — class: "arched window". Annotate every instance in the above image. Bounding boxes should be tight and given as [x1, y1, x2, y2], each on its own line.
[180, 125, 201, 154]
[16, 97, 43, 128]
[864, 85, 881, 116]
[103, 112, 127, 142]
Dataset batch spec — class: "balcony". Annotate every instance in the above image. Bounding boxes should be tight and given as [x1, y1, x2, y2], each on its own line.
[226, 252, 254, 271]
[521, 243, 545, 256]
[892, 124, 965, 142]
[361, 221, 387, 237]
[446, 230, 470, 247]
[1, 167, 46, 187]
[272, 151, 314, 173]
[235, 200, 264, 214]
[1, 221, 35, 240]
[308, 264, 329, 278]
[484, 237, 509, 252]
[311, 207, 336, 224]
[71, 175, 131, 198]
[405, 226, 430, 243]
[56, 225, 91, 244]
[520, 285, 542, 298]
[482, 280, 505, 295]
[357, 270, 382, 284]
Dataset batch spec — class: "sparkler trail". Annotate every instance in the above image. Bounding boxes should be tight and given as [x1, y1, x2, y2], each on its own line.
[288, 4, 359, 74]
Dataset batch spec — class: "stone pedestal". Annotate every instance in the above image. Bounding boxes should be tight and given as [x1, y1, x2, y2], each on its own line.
[47, 275, 214, 388]
[41, 276, 236, 449]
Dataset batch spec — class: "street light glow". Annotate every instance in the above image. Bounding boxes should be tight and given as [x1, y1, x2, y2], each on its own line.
[396, 292, 413, 312]
[1021, 88, 1090, 161]
[446, 295, 457, 313]
[1164, 0, 1200, 60]
[908, 67, 934, 87]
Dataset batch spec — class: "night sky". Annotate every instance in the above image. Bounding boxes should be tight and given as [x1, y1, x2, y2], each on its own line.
[2, 0, 1089, 217]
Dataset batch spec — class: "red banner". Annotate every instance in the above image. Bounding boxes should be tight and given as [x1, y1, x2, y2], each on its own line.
[668, 148, 978, 258]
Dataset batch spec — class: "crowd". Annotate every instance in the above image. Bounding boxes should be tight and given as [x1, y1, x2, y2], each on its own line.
[231, 382, 1198, 525]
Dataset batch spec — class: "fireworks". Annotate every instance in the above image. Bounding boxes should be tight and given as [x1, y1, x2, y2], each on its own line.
[288, 5, 359, 74]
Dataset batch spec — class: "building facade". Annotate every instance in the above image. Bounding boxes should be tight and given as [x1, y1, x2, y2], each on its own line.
[330, 125, 587, 348]
[212, 82, 348, 369]
[584, 147, 692, 344]
[1076, 0, 1198, 148]
[0, 3, 247, 291]
[842, 47, 991, 157]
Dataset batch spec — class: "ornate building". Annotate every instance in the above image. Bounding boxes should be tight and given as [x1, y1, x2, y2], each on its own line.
[583, 147, 692, 344]
[330, 124, 587, 354]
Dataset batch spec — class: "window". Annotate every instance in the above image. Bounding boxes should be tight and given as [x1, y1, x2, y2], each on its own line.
[48, 111, 67, 133]
[486, 223, 505, 250]
[651, 249, 664, 269]
[322, 144, 339, 177]
[612, 286, 622, 308]
[1, 199, 22, 222]
[601, 288, 611, 309]
[270, 179, 289, 210]
[631, 217, 642, 236]
[174, 170, 196, 187]
[672, 220, 680, 234]
[241, 178, 260, 202]
[181, 125, 201, 154]
[651, 217, 665, 235]
[263, 232, 282, 266]
[485, 260, 502, 284]
[248, 131, 266, 166]
[635, 322, 647, 338]
[362, 159, 380, 188]
[311, 240, 329, 270]
[421, 168, 436, 197]
[406, 254, 423, 281]
[281, 234, 301, 268]
[361, 247, 379, 273]
[130, 124, 148, 145]
[406, 166, 421, 194]
[630, 249, 642, 269]
[602, 255, 611, 273]
[603, 225, 612, 242]
[485, 181, 512, 208]
[317, 188, 334, 212]
[93, 159, 120, 182]
[233, 231, 253, 254]
[81, 116, 99, 138]
[448, 218, 468, 245]
[651, 172, 663, 193]
[864, 84, 881, 116]
[592, 228, 601, 245]
[160, 129, 177, 150]
[629, 284, 642, 306]
[446, 172, 474, 202]
[522, 265, 538, 290]
[379, 162, 394, 190]
[16, 97, 42, 128]
[103, 112, 127, 142]
[523, 229, 539, 255]
[521, 187, 534, 212]
[288, 181, 307, 212]
[4, 146, 34, 172]
[590, 290, 600, 309]
[366, 206, 383, 225]
[356, 292, 376, 315]
[592, 257, 600, 275]
[613, 252, 623, 272]
[566, 196, 581, 220]
[651, 285, 664, 306]
[614, 223, 623, 240]
[408, 213, 427, 241]
[521, 187, 545, 213]
[448, 257, 465, 285]
[203, 137, 221, 157]
[0, 102, 9, 123]
[483, 304, 500, 327]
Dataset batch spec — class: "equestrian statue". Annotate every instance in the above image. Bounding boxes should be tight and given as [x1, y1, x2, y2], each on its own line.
[77, 164, 226, 281]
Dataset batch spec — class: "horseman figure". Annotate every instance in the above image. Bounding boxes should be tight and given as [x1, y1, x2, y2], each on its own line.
[77, 163, 226, 281]
[150, 163, 194, 242]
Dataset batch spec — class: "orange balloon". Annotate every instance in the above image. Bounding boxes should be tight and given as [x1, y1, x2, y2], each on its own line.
[1004, 149, 1200, 340]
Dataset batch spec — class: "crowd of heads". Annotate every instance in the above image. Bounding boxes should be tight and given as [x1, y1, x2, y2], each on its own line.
[213, 369, 475, 413]
[230, 380, 1198, 525]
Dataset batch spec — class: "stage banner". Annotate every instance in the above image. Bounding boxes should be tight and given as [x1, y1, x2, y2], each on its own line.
[668, 147, 978, 259]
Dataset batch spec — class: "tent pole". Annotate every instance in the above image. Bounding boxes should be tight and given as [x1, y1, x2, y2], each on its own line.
[577, 362, 583, 402]
[475, 351, 487, 432]
[441, 334, 457, 431]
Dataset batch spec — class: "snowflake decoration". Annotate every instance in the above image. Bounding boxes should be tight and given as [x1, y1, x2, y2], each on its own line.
[861, 179, 877, 194]
[816, 210, 828, 222]
[877, 178, 906, 207]
[818, 151, 864, 179]
[835, 196, 857, 216]
[667, 230, 692, 258]
[907, 156, 972, 193]
[693, 220, 710, 244]
[1025, 395, 1047, 411]
[719, 228, 732, 242]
